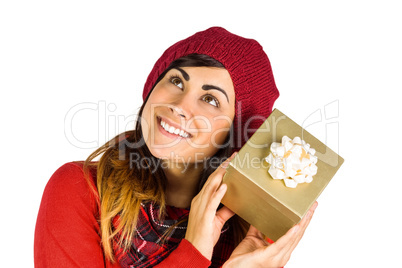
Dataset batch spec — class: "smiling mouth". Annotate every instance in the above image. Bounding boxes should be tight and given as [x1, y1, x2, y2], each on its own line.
[157, 116, 192, 138]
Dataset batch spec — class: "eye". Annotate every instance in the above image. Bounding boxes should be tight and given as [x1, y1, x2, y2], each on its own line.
[170, 76, 183, 89]
[202, 95, 220, 107]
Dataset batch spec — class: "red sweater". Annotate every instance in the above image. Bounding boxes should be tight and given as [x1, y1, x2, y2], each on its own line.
[34, 162, 212, 268]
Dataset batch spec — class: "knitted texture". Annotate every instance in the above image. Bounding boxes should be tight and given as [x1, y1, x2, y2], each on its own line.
[142, 27, 280, 151]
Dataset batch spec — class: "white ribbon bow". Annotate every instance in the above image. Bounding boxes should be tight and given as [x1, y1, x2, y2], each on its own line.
[265, 136, 318, 188]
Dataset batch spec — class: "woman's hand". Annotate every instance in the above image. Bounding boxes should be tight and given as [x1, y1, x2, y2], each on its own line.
[223, 201, 318, 268]
[185, 152, 237, 260]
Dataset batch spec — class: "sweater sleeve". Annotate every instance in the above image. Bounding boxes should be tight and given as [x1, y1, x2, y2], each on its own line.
[34, 162, 121, 268]
[154, 239, 211, 268]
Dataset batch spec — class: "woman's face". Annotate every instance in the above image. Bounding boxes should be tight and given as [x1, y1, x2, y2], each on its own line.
[141, 66, 235, 164]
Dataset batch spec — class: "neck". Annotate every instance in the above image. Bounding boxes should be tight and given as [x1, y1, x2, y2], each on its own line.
[162, 160, 204, 208]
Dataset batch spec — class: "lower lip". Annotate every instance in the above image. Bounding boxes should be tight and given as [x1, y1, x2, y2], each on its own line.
[157, 117, 188, 140]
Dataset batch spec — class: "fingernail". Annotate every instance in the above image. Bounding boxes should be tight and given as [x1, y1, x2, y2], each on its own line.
[306, 211, 312, 219]
[221, 157, 233, 168]
[292, 225, 300, 234]
[221, 160, 230, 169]
[218, 184, 227, 192]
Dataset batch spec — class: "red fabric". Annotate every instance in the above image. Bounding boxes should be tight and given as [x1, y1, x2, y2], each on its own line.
[113, 201, 234, 267]
[34, 162, 115, 268]
[142, 26, 280, 152]
[154, 239, 210, 268]
[112, 202, 190, 267]
[34, 162, 231, 267]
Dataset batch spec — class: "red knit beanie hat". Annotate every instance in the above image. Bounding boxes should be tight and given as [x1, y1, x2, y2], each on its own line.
[142, 27, 280, 151]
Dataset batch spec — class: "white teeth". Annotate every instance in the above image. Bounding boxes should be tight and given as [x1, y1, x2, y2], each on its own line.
[160, 119, 190, 138]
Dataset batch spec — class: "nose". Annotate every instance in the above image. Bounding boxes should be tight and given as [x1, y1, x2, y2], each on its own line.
[169, 93, 193, 119]
[170, 106, 186, 118]
[169, 105, 188, 118]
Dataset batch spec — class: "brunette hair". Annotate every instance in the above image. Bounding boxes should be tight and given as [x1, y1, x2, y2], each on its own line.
[83, 54, 248, 262]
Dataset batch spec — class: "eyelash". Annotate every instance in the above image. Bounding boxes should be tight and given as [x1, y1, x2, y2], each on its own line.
[168, 75, 220, 108]
[169, 75, 183, 88]
[203, 93, 220, 108]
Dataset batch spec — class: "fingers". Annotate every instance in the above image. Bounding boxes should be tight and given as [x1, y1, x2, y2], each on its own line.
[247, 225, 266, 240]
[280, 202, 317, 262]
[287, 201, 318, 252]
[190, 152, 238, 224]
[209, 152, 237, 182]
[184, 152, 238, 260]
[207, 183, 228, 214]
[266, 201, 318, 260]
[246, 225, 260, 236]
[226, 202, 317, 267]
[268, 223, 300, 255]
[203, 152, 238, 211]
[215, 205, 235, 226]
[221, 152, 237, 169]
[199, 152, 237, 197]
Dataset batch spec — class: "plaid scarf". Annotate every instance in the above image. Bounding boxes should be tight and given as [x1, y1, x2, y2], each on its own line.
[113, 202, 234, 268]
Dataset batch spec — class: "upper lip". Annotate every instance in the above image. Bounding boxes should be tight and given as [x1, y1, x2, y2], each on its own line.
[157, 116, 193, 137]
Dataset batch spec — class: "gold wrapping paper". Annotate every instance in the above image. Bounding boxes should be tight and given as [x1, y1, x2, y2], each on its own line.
[221, 109, 344, 241]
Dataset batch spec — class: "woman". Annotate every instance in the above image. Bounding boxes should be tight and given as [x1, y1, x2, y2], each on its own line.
[34, 27, 317, 267]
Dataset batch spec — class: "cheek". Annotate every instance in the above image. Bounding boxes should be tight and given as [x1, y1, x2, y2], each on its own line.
[209, 120, 232, 146]
[141, 89, 164, 127]
[140, 101, 154, 142]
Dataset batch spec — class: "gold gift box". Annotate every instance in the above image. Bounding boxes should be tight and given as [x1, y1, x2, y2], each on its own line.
[222, 109, 344, 241]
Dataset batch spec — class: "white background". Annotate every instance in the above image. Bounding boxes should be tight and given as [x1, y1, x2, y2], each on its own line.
[1, 1, 401, 267]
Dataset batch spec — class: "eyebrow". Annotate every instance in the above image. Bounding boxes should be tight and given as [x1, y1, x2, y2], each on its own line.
[175, 67, 190, 81]
[174, 67, 229, 103]
[202, 85, 229, 103]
